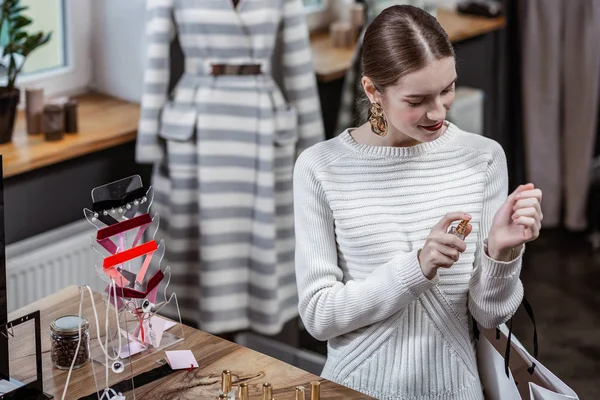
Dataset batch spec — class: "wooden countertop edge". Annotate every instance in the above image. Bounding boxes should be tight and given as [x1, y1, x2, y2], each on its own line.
[2, 93, 140, 179]
[4, 130, 137, 178]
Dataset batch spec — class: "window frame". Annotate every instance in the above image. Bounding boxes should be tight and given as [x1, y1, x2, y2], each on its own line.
[1, 0, 92, 99]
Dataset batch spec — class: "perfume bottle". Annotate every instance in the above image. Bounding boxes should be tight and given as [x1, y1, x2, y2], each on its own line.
[448, 219, 469, 240]
[262, 383, 273, 400]
[295, 386, 306, 400]
[310, 381, 320, 400]
[238, 383, 249, 400]
[218, 370, 235, 399]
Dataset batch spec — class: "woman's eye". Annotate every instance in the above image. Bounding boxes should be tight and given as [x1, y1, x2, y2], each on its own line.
[442, 86, 455, 95]
[407, 100, 423, 107]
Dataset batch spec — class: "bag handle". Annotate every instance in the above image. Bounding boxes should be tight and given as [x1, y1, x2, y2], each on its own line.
[472, 296, 538, 378]
[504, 296, 538, 377]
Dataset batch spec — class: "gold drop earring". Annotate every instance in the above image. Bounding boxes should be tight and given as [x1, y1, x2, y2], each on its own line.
[368, 102, 388, 137]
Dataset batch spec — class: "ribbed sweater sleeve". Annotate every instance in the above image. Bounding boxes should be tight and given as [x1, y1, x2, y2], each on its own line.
[293, 150, 437, 341]
[468, 141, 525, 329]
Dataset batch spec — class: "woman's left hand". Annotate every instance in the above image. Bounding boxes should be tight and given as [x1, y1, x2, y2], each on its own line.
[487, 183, 543, 261]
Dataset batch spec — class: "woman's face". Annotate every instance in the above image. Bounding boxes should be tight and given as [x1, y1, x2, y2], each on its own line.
[365, 57, 457, 145]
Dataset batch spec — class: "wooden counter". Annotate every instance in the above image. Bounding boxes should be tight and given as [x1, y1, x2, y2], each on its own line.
[437, 8, 506, 43]
[7, 287, 373, 399]
[311, 8, 506, 82]
[0, 93, 140, 178]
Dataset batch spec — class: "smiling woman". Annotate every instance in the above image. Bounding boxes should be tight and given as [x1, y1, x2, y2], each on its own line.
[293, 5, 543, 400]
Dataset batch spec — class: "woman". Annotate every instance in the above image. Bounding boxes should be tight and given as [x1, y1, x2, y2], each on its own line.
[293, 5, 542, 400]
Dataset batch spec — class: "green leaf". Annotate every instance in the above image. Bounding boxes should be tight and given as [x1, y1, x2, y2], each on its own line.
[14, 31, 25, 41]
[8, 3, 27, 13]
[19, 31, 50, 57]
[9, 6, 28, 17]
[11, 15, 31, 30]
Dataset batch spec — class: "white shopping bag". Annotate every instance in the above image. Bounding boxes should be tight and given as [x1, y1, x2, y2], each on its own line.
[476, 330, 521, 400]
[476, 323, 579, 400]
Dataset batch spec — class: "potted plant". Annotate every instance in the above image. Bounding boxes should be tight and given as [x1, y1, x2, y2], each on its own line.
[0, 0, 51, 144]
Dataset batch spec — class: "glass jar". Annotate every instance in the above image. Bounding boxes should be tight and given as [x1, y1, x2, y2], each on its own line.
[50, 315, 90, 370]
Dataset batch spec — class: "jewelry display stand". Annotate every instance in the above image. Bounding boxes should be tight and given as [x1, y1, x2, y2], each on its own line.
[84, 176, 184, 369]
[58, 176, 185, 399]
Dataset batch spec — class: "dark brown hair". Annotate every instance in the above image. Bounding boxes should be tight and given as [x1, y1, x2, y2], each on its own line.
[362, 5, 455, 93]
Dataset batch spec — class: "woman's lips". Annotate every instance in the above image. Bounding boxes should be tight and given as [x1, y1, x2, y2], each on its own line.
[420, 121, 443, 131]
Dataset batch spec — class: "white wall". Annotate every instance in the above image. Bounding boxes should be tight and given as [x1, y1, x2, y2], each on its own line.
[89, 0, 147, 103]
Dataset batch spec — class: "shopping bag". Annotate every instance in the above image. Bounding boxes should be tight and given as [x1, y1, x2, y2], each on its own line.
[475, 329, 521, 400]
[475, 298, 579, 400]
[496, 324, 579, 400]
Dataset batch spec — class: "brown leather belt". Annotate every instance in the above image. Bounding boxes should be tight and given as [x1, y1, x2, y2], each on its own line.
[210, 64, 262, 76]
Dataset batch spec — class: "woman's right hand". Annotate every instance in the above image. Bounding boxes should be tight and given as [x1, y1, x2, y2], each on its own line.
[418, 212, 473, 280]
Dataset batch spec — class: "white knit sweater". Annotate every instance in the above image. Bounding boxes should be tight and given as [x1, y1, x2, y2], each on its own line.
[293, 123, 525, 400]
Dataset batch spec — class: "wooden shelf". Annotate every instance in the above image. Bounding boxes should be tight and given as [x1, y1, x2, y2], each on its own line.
[311, 8, 506, 82]
[437, 8, 506, 43]
[311, 31, 357, 83]
[1, 92, 140, 178]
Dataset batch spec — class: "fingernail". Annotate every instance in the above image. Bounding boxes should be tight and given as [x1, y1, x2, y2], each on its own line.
[465, 213, 471, 219]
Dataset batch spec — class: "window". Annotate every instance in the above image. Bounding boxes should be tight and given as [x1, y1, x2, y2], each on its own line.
[17, 0, 66, 75]
[0, 0, 91, 98]
[0, 0, 66, 76]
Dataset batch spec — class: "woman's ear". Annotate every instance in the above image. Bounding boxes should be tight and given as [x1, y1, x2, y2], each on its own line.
[362, 76, 379, 104]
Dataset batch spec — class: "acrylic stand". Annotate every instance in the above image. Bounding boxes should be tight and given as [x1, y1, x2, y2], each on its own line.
[80, 176, 184, 393]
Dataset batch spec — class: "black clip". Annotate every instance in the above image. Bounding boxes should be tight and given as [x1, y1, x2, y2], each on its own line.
[527, 362, 537, 375]
[1, 323, 14, 339]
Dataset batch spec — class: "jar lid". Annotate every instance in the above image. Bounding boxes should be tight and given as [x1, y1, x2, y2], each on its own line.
[51, 315, 89, 335]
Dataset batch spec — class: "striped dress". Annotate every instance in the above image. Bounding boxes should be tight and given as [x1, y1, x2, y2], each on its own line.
[136, 0, 325, 334]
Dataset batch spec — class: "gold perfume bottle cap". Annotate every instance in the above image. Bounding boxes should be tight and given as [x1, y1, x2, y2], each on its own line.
[262, 383, 273, 400]
[295, 386, 306, 400]
[456, 219, 469, 236]
[222, 370, 232, 393]
[310, 381, 320, 400]
[239, 383, 249, 400]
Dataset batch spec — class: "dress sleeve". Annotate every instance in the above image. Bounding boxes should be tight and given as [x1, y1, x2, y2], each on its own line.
[280, 0, 325, 154]
[136, 0, 175, 164]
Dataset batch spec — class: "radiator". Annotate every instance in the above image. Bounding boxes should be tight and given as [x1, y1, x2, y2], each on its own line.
[5, 219, 104, 313]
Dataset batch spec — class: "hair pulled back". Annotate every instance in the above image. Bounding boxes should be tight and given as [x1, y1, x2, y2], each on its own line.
[361, 5, 455, 94]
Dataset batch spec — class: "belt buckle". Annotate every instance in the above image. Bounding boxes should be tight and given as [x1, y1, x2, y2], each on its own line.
[226, 65, 239, 75]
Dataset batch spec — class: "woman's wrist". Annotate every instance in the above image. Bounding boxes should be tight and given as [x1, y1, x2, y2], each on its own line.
[486, 239, 517, 262]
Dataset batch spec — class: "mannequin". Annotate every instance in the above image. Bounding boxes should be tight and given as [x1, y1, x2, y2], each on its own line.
[136, 0, 325, 335]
